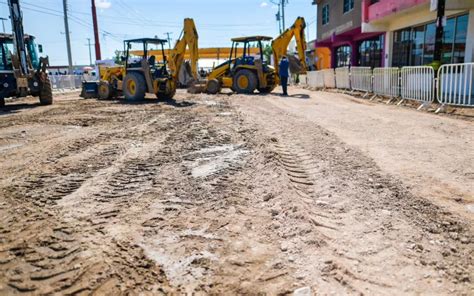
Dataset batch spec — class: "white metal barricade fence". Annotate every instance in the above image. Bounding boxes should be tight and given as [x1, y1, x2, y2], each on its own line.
[306, 71, 325, 88]
[372, 67, 399, 98]
[350, 67, 372, 95]
[438, 63, 474, 107]
[335, 67, 350, 90]
[50, 75, 83, 91]
[299, 74, 307, 86]
[322, 69, 335, 88]
[400, 66, 435, 106]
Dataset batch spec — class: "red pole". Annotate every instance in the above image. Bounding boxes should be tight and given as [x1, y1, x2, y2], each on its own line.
[91, 0, 101, 61]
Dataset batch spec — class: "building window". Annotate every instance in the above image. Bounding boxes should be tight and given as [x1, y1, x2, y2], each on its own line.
[392, 13, 468, 67]
[322, 4, 329, 25]
[358, 35, 384, 68]
[343, 0, 354, 13]
[336, 45, 351, 67]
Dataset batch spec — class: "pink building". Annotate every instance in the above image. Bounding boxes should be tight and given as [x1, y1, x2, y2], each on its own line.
[362, 0, 474, 66]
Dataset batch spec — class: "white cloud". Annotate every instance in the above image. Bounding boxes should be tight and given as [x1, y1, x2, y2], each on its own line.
[260, 2, 269, 8]
[96, 0, 112, 9]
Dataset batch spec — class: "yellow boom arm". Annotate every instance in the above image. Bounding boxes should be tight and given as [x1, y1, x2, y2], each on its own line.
[169, 18, 199, 81]
[271, 17, 307, 83]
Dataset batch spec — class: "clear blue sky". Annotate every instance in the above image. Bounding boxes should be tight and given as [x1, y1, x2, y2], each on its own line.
[0, 0, 317, 66]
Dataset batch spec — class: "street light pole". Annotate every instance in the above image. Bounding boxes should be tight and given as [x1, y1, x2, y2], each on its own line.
[62, 0, 73, 74]
[164, 32, 172, 51]
[433, 0, 446, 63]
[86, 38, 93, 66]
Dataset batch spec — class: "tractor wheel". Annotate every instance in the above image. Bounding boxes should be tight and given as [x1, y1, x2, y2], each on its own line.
[206, 79, 221, 94]
[98, 81, 114, 100]
[233, 69, 257, 94]
[123, 72, 146, 101]
[39, 75, 53, 105]
[0, 97, 4, 108]
[157, 88, 176, 100]
[258, 86, 275, 94]
[155, 79, 176, 100]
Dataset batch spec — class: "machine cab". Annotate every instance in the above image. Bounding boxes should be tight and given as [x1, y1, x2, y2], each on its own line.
[0, 33, 41, 72]
[123, 38, 169, 79]
[228, 36, 272, 71]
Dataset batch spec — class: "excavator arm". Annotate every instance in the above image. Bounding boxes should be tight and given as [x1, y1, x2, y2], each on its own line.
[169, 18, 199, 82]
[271, 17, 307, 84]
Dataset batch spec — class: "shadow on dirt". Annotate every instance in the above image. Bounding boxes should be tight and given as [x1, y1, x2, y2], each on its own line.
[289, 94, 310, 99]
[0, 103, 43, 115]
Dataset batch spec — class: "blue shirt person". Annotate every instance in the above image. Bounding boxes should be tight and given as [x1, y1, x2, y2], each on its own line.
[279, 56, 290, 96]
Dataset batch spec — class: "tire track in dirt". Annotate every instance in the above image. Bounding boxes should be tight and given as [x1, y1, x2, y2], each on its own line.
[0, 99, 179, 295]
[232, 95, 473, 295]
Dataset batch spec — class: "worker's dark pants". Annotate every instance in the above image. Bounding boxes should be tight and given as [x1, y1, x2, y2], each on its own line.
[281, 76, 288, 95]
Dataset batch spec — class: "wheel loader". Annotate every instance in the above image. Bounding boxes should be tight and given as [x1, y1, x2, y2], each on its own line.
[84, 18, 199, 101]
[201, 17, 307, 95]
[1, 0, 52, 107]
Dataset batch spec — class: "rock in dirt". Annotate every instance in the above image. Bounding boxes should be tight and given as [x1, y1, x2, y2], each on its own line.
[293, 286, 311, 296]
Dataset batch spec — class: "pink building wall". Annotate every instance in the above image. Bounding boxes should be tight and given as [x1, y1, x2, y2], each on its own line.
[362, 0, 430, 23]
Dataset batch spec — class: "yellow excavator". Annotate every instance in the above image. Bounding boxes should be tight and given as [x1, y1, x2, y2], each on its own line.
[83, 18, 199, 101]
[202, 17, 307, 94]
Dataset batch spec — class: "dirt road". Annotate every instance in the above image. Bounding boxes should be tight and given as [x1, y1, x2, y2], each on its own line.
[0, 89, 472, 295]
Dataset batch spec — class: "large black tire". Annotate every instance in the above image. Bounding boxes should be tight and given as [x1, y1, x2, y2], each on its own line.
[39, 75, 53, 105]
[258, 86, 275, 94]
[98, 81, 114, 100]
[0, 97, 4, 108]
[155, 79, 176, 100]
[233, 69, 258, 94]
[206, 79, 221, 94]
[123, 72, 146, 101]
[157, 88, 176, 100]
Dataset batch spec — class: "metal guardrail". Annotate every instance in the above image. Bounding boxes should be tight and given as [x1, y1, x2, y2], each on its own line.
[302, 63, 472, 110]
[50, 75, 83, 92]
[438, 63, 474, 107]
[335, 67, 350, 90]
[350, 67, 372, 95]
[400, 66, 435, 105]
[373, 67, 400, 98]
[322, 69, 335, 89]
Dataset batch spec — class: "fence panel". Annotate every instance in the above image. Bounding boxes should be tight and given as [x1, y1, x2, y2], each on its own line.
[350, 67, 372, 93]
[306, 71, 325, 88]
[50, 75, 83, 91]
[373, 67, 399, 97]
[438, 63, 474, 107]
[335, 67, 350, 89]
[322, 69, 335, 88]
[400, 66, 435, 103]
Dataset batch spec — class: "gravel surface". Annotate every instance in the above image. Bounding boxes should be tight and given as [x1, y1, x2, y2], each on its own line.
[0, 89, 472, 295]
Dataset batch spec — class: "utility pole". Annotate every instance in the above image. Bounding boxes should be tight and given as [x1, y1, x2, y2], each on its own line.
[433, 0, 445, 63]
[281, 0, 287, 31]
[272, 0, 288, 33]
[91, 0, 101, 61]
[62, 0, 73, 74]
[275, 5, 282, 33]
[86, 38, 93, 66]
[0, 17, 7, 33]
[164, 32, 172, 51]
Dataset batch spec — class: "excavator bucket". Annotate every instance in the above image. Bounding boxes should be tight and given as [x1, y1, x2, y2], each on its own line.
[187, 80, 207, 94]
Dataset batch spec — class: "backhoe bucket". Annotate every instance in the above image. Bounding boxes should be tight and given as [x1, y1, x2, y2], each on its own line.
[187, 79, 207, 94]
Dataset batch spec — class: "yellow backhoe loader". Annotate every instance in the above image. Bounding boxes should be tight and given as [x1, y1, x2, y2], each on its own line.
[83, 18, 199, 101]
[202, 17, 307, 95]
